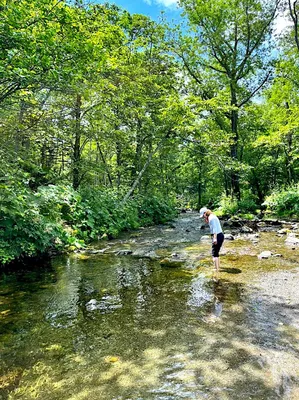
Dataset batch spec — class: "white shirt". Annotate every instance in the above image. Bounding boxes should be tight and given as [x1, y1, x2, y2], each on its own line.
[208, 214, 223, 235]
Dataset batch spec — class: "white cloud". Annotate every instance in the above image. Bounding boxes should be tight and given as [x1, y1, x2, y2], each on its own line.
[143, 0, 178, 8]
[155, 0, 178, 6]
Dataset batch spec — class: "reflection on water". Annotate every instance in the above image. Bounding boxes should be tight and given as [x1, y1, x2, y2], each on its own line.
[1, 244, 299, 399]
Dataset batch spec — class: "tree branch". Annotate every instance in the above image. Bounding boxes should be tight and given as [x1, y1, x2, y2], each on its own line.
[237, 71, 271, 107]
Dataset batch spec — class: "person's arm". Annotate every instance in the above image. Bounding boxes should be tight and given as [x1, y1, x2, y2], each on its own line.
[209, 217, 217, 243]
[213, 233, 217, 244]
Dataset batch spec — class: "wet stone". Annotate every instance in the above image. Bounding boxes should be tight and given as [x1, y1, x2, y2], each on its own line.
[224, 233, 234, 240]
[258, 251, 273, 259]
[160, 258, 186, 268]
[240, 225, 254, 233]
[2, 212, 299, 400]
[285, 234, 299, 246]
[116, 250, 133, 256]
[277, 229, 288, 234]
[200, 235, 211, 241]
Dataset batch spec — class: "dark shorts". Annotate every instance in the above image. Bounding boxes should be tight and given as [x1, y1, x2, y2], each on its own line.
[212, 232, 224, 257]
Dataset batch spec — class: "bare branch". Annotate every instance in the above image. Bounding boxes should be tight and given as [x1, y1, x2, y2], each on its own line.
[237, 71, 271, 108]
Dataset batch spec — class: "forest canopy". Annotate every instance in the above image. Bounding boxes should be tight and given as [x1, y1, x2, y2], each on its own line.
[1, 0, 299, 264]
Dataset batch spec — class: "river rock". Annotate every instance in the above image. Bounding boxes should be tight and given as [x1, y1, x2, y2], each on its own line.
[240, 225, 254, 233]
[201, 235, 211, 241]
[86, 248, 109, 254]
[135, 250, 159, 260]
[224, 233, 234, 240]
[86, 299, 98, 311]
[258, 251, 272, 259]
[116, 250, 133, 256]
[264, 219, 281, 225]
[285, 234, 299, 246]
[226, 218, 243, 228]
[160, 258, 185, 268]
[277, 229, 288, 234]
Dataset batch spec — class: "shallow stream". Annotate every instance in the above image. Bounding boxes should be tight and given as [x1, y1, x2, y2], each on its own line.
[1, 213, 299, 399]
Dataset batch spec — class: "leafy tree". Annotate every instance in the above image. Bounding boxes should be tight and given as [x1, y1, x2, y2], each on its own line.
[175, 0, 280, 199]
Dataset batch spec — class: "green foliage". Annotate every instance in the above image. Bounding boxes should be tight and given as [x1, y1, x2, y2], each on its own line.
[77, 188, 140, 239]
[218, 195, 239, 215]
[0, 183, 85, 265]
[0, 184, 55, 264]
[136, 195, 177, 225]
[1, 0, 299, 266]
[0, 183, 177, 265]
[263, 184, 299, 217]
[218, 193, 258, 216]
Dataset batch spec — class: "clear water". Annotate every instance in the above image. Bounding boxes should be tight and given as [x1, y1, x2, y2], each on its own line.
[1, 216, 299, 400]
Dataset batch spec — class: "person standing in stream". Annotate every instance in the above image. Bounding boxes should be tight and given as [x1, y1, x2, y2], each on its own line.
[199, 207, 224, 272]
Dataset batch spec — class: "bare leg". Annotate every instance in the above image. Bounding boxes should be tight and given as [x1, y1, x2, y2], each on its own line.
[212, 257, 219, 271]
[212, 258, 219, 281]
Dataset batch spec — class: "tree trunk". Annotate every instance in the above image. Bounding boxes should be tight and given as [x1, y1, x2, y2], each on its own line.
[121, 135, 169, 204]
[196, 156, 204, 210]
[73, 93, 82, 190]
[116, 141, 122, 190]
[230, 84, 241, 200]
[96, 141, 113, 187]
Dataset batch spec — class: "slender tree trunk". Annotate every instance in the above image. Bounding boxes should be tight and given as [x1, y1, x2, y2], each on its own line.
[196, 157, 204, 210]
[230, 84, 241, 200]
[96, 141, 113, 187]
[121, 134, 170, 204]
[284, 102, 294, 184]
[116, 141, 122, 190]
[121, 149, 155, 204]
[73, 93, 82, 189]
[285, 133, 294, 184]
[15, 100, 26, 153]
[141, 135, 153, 192]
[288, 0, 299, 53]
[251, 170, 264, 204]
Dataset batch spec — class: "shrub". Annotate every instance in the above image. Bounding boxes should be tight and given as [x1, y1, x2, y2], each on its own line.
[0, 184, 60, 264]
[263, 184, 299, 217]
[218, 193, 258, 216]
[136, 195, 177, 225]
[0, 183, 178, 265]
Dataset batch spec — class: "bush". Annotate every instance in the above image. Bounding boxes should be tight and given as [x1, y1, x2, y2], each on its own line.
[0, 183, 85, 265]
[218, 193, 258, 216]
[137, 195, 177, 225]
[0, 183, 177, 265]
[263, 184, 299, 217]
[218, 195, 239, 215]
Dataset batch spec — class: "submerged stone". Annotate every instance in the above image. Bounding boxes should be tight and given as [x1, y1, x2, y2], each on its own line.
[240, 225, 254, 233]
[285, 234, 299, 246]
[160, 258, 185, 268]
[116, 250, 133, 255]
[201, 235, 211, 241]
[224, 233, 234, 240]
[258, 251, 272, 259]
[277, 229, 288, 234]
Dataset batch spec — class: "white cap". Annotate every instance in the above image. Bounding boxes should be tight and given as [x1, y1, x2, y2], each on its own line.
[199, 207, 208, 217]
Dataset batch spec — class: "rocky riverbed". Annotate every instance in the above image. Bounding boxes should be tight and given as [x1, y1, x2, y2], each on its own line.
[1, 212, 299, 400]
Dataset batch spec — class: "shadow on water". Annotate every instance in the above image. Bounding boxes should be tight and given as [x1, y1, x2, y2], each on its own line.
[219, 267, 242, 274]
[1, 250, 299, 399]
